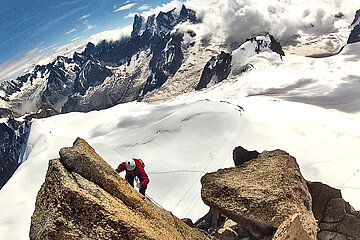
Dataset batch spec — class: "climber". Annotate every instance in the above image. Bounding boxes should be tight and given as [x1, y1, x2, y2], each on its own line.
[115, 158, 149, 196]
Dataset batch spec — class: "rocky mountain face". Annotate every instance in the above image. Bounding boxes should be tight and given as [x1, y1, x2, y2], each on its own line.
[230, 33, 285, 77]
[350, 9, 360, 29]
[348, 10, 360, 44]
[31, 141, 360, 240]
[201, 149, 317, 239]
[0, 107, 57, 190]
[307, 182, 360, 240]
[0, 117, 30, 189]
[195, 33, 285, 90]
[0, 5, 198, 114]
[30, 138, 212, 240]
[195, 51, 232, 90]
[348, 25, 360, 44]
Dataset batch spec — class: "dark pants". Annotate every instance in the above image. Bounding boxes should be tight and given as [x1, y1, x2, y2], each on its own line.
[125, 175, 147, 195]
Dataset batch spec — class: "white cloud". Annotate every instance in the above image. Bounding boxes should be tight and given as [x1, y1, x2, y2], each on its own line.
[176, 0, 360, 47]
[0, 24, 133, 83]
[0, 49, 43, 82]
[79, 14, 90, 20]
[37, 41, 88, 65]
[71, 36, 84, 42]
[88, 25, 132, 44]
[113, 3, 137, 12]
[64, 28, 77, 35]
[137, 0, 184, 17]
[138, 4, 150, 11]
[0, 37, 92, 83]
[332, 0, 360, 22]
[136, 0, 360, 48]
[83, 24, 96, 32]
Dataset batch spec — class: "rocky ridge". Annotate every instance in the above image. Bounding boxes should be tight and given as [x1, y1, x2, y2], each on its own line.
[201, 149, 316, 239]
[195, 51, 232, 90]
[30, 138, 212, 240]
[230, 34, 285, 78]
[31, 141, 360, 240]
[197, 147, 360, 240]
[350, 10, 360, 29]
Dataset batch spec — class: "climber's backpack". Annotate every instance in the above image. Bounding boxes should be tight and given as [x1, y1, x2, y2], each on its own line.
[134, 158, 145, 168]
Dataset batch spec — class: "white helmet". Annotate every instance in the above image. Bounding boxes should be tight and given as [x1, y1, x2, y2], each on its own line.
[125, 158, 136, 171]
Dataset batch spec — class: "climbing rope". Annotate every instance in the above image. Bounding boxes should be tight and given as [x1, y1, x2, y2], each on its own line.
[146, 194, 163, 208]
[172, 116, 242, 213]
[146, 193, 188, 240]
[148, 170, 204, 174]
[178, 114, 250, 218]
[339, 168, 360, 187]
[183, 113, 250, 218]
[294, 132, 345, 154]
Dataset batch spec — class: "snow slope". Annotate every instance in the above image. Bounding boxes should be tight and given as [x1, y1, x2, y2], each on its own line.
[1, 44, 360, 240]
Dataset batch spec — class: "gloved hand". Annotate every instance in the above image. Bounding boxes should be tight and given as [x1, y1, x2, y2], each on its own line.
[135, 176, 141, 188]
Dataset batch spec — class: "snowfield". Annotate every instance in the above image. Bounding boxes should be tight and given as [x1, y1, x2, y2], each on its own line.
[1, 42, 360, 240]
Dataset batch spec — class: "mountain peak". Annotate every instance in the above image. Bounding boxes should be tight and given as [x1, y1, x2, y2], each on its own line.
[130, 5, 196, 37]
[180, 4, 196, 22]
[131, 14, 146, 37]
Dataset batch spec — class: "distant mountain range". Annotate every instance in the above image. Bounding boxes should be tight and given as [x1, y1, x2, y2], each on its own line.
[0, 5, 285, 116]
[0, 5, 197, 114]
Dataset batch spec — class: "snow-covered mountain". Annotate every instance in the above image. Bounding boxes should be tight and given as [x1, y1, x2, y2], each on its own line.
[0, 5, 201, 115]
[195, 34, 285, 90]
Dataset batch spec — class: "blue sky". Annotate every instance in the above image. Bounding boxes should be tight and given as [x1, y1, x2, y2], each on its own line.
[0, 0, 170, 66]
